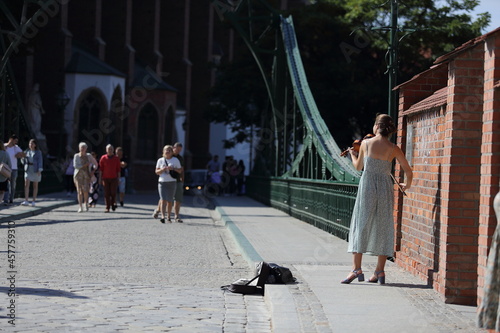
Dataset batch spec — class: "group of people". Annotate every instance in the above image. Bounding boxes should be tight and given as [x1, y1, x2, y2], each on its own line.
[0, 134, 129, 212]
[0, 135, 44, 206]
[72, 143, 128, 213]
[154, 142, 184, 223]
[206, 155, 245, 196]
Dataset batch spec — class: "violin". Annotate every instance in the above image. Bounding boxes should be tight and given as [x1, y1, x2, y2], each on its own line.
[340, 133, 375, 157]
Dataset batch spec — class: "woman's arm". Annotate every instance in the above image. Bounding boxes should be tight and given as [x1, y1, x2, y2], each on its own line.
[394, 146, 413, 190]
[88, 154, 97, 169]
[155, 159, 167, 175]
[3, 153, 12, 168]
[349, 140, 366, 171]
[74, 154, 82, 170]
[172, 158, 182, 174]
[36, 151, 43, 172]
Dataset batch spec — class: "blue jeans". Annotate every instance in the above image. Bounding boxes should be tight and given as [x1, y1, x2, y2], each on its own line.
[3, 169, 18, 203]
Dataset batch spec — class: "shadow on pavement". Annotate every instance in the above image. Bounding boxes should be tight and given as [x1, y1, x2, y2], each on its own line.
[0, 286, 89, 299]
[383, 283, 433, 289]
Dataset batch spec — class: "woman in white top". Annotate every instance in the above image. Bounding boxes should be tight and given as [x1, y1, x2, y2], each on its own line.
[73, 142, 97, 212]
[155, 145, 181, 223]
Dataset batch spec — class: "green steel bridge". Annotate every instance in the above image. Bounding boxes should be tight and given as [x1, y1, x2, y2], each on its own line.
[211, 0, 365, 239]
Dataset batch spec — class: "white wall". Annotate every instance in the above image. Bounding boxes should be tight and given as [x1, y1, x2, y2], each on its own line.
[208, 122, 252, 176]
[64, 73, 125, 152]
[175, 108, 186, 146]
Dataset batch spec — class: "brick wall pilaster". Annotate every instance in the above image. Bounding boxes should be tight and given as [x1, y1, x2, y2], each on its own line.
[478, 34, 500, 305]
[439, 46, 484, 305]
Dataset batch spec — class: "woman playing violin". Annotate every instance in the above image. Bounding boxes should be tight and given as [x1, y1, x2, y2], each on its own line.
[341, 113, 413, 285]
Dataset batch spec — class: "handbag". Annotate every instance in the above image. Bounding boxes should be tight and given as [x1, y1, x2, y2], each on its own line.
[165, 158, 178, 179]
[0, 162, 12, 179]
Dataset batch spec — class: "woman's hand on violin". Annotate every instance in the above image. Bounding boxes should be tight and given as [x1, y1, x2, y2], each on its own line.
[348, 147, 358, 158]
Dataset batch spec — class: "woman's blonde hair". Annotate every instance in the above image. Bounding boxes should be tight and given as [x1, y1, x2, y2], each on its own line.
[162, 145, 173, 157]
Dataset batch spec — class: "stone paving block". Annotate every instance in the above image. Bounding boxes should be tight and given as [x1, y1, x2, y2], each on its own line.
[0, 194, 264, 332]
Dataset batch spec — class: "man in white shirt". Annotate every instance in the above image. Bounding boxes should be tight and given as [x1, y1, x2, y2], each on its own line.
[3, 134, 25, 204]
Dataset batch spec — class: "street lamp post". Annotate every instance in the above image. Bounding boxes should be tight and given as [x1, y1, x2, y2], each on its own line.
[55, 89, 70, 159]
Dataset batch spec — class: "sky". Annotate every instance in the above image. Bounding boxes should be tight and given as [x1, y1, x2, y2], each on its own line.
[468, 0, 499, 32]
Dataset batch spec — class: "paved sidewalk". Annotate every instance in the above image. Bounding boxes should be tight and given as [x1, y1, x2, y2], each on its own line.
[0, 194, 74, 224]
[213, 195, 483, 333]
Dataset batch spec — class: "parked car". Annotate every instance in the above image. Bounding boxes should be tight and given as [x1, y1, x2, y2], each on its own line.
[183, 169, 208, 194]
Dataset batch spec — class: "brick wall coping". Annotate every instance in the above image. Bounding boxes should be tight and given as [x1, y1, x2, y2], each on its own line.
[400, 86, 447, 116]
[393, 62, 447, 90]
[435, 27, 500, 64]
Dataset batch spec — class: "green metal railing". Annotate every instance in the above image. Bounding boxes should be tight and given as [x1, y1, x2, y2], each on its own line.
[247, 175, 357, 240]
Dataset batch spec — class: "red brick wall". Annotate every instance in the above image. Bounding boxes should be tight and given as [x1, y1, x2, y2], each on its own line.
[394, 67, 448, 272]
[396, 39, 492, 305]
[478, 34, 500, 305]
[396, 108, 446, 286]
[440, 46, 484, 305]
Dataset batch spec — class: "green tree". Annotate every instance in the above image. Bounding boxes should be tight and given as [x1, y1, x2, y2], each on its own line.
[206, 0, 490, 149]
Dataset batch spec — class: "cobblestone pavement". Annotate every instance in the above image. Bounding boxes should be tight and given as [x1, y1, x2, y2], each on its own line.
[0, 193, 271, 332]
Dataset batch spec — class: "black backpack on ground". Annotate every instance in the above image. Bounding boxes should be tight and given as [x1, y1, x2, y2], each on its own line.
[266, 263, 296, 284]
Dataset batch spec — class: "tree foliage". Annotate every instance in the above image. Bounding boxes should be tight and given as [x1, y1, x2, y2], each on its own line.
[206, 0, 490, 149]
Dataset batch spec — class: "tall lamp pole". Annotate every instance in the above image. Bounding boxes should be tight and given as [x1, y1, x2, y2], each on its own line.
[366, 0, 417, 123]
[387, 0, 399, 121]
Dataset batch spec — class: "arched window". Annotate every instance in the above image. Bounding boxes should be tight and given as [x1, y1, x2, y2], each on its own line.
[137, 103, 158, 160]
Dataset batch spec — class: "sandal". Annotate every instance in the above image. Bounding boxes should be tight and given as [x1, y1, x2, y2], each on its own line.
[367, 271, 385, 284]
[167, 218, 172, 223]
[341, 269, 364, 284]
[175, 216, 183, 223]
[152, 209, 159, 219]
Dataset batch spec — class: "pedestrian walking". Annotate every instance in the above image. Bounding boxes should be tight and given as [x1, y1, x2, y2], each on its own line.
[73, 142, 97, 212]
[3, 134, 25, 204]
[99, 144, 121, 213]
[236, 159, 245, 195]
[477, 190, 500, 333]
[155, 145, 181, 223]
[342, 114, 413, 284]
[206, 154, 220, 175]
[116, 147, 128, 207]
[62, 153, 75, 197]
[21, 139, 43, 207]
[0, 141, 12, 202]
[88, 151, 101, 208]
[172, 142, 184, 222]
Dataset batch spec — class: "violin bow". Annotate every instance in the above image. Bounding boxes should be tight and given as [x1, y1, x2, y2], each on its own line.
[390, 174, 407, 196]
